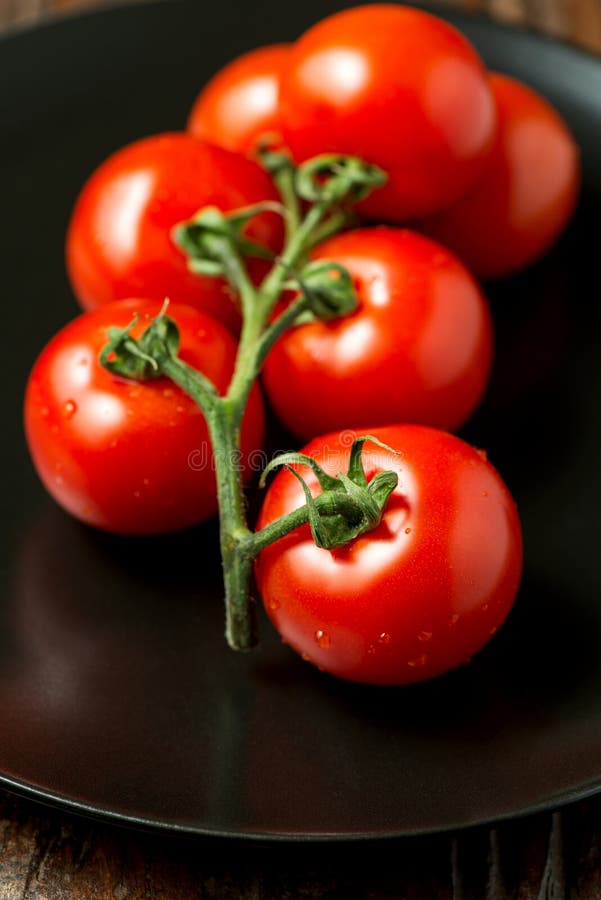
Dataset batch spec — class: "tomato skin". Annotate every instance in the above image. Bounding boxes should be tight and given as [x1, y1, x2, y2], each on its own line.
[24, 299, 265, 536]
[65, 133, 283, 332]
[279, 4, 496, 222]
[422, 73, 581, 279]
[188, 44, 290, 155]
[256, 425, 522, 685]
[262, 228, 493, 441]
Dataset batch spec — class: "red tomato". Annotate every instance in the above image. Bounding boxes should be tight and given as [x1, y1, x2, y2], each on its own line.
[279, 4, 496, 222]
[262, 228, 493, 441]
[66, 133, 283, 332]
[422, 73, 581, 279]
[188, 44, 290, 155]
[24, 299, 265, 535]
[256, 425, 522, 685]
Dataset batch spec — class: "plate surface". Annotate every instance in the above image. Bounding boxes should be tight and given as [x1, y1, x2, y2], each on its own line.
[2, 0, 601, 840]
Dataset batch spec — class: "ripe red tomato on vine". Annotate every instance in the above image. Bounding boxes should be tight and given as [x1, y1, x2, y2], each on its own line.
[66, 133, 283, 333]
[256, 425, 523, 685]
[24, 299, 266, 536]
[279, 4, 497, 222]
[262, 227, 493, 441]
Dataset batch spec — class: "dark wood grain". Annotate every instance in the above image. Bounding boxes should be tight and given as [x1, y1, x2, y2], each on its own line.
[2, 0, 601, 896]
[5, 787, 601, 898]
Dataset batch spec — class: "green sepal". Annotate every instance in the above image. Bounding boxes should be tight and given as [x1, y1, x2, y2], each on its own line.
[256, 143, 296, 178]
[172, 203, 282, 278]
[295, 260, 358, 322]
[259, 451, 340, 492]
[260, 436, 399, 550]
[296, 154, 387, 205]
[99, 304, 180, 381]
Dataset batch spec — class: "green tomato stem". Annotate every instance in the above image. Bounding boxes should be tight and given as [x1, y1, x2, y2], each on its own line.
[156, 199, 339, 650]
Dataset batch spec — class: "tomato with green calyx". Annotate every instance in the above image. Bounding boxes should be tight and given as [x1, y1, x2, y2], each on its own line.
[255, 425, 522, 685]
[188, 44, 290, 156]
[422, 73, 581, 279]
[262, 227, 493, 441]
[279, 4, 496, 222]
[66, 133, 283, 333]
[24, 299, 265, 536]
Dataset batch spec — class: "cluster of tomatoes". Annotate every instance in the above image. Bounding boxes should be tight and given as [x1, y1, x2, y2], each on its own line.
[24, 5, 579, 684]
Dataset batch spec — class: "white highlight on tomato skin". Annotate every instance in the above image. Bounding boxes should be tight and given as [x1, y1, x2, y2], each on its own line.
[221, 77, 278, 127]
[298, 49, 370, 104]
[95, 170, 154, 265]
[74, 392, 128, 439]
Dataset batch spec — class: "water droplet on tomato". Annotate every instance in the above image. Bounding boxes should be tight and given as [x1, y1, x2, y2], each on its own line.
[489, 626, 498, 636]
[482, 490, 489, 498]
[163, 388, 174, 398]
[176, 405, 184, 413]
[418, 630, 432, 643]
[133, 490, 141, 499]
[301, 652, 312, 663]
[41, 407, 50, 418]
[62, 399, 77, 419]
[448, 614, 459, 627]
[314, 629, 331, 649]
[128, 388, 140, 400]
[268, 597, 281, 611]
[481, 603, 489, 612]
[378, 632, 392, 645]
[404, 527, 412, 535]
[476, 447, 488, 461]
[367, 644, 376, 655]
[408, 653, 428, 668]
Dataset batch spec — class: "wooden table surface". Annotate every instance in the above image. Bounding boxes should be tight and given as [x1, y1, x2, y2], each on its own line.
[2, 0, 601, 897]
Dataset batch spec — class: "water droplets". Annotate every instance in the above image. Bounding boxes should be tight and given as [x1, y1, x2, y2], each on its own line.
[448, 614, 459, 627]
[378, 632, 392, 645]
[314, 629, 331, 649]
[267, 597, 281, 612]
[417, 630, 432, 643]
[408, 653, 428, 669]
[404, 527, 412, 535]
[62, 399, 77, 419]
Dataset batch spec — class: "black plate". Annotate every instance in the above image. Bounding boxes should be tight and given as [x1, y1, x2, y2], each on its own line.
[2, 0, 601, 840]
